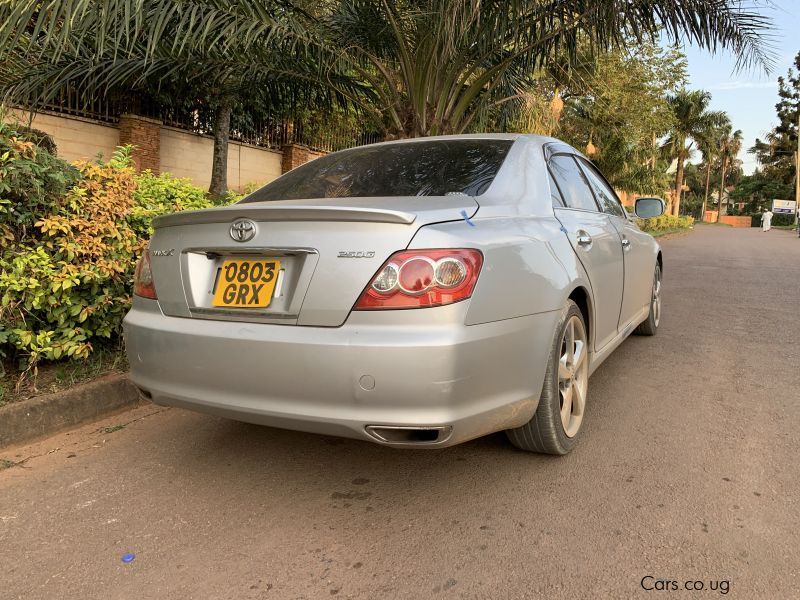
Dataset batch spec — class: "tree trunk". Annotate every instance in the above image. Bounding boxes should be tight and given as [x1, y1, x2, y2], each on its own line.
[209, 95, 234, 200]
[701, 162, 712, 220]
[718, 157, 728, 217]
[673, 154, 685, 216]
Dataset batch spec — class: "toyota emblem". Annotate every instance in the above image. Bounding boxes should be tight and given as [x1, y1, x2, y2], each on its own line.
[230, 218, 257, 242]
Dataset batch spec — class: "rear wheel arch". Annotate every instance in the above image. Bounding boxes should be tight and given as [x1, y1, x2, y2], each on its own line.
[567, 286, 593, 351]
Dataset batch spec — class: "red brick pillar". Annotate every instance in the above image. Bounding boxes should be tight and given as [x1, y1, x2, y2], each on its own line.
[118, 114, 161, 173]
[281, 143, 313, 174]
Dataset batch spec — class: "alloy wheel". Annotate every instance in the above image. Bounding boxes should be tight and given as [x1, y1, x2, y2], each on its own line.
[652, 265, 662, 327]
[557, 315, 589, 438]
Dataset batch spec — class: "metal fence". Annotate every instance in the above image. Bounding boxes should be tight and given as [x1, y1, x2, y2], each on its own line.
[33, 90, 383, 153]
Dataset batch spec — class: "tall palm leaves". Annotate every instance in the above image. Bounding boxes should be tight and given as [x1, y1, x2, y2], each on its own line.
[662, 90, 726, 216]
[696, 116, 731, 219]
[323, 0, 773, 138]
[717, 127, 743, 215]
[0, 1, 361, 197]
[0, 0, 775, 192]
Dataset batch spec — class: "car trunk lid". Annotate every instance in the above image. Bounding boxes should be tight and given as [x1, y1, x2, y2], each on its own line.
[147, 196, 478, 326]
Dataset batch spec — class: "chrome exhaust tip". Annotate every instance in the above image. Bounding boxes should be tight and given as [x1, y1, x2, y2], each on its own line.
[365, 425, 453, 445]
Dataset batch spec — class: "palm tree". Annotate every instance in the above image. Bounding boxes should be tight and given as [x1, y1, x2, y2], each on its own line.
[662, 90, 726, 216]
[322, 0, 773, 139]
[697, 116, 732, 220]
[717, 127, 744, 215]
[0, 0, 774, 177]
[0, 1, 363, 198]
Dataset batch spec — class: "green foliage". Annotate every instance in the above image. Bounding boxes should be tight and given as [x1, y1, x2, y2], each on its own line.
[637, 214, 694, 234]
[0, 140, 141, 366]
[751, 51, 800, 185]
[729, 171, 793, 216]
[555, 43, 687, 195]
[130, 171, 215, 237]
[0, 123, 228, 369]
[0, 118, 80, 243]
[748, 213, 796, 227]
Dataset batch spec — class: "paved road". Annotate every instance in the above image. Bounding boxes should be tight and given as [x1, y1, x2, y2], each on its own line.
[2, 224, 799, 599]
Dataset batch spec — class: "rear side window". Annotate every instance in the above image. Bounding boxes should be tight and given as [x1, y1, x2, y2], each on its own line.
[548, 170, 565, 207]
[241, 139, 513, 202]
[579, 159, 627, 218]
[548, 155, 599, 212]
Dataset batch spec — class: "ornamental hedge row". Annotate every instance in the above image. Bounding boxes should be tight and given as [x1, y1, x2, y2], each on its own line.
[0, 120, 226, 369]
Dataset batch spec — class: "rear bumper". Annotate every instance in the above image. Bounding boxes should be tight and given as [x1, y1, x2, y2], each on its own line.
[123, 298, 559, 448]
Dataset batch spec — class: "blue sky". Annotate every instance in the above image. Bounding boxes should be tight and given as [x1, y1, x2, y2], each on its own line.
[675, 0, 799, 174]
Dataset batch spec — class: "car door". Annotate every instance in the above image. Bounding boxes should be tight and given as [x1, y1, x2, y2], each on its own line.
[548, 153, 624, 352]
[576, 158, 654, 329]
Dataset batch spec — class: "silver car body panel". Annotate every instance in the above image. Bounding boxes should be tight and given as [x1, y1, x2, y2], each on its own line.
[124, 134, 660, 447]
[126, 296, 559, 447]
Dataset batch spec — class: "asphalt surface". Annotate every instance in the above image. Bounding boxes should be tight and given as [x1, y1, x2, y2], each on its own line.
[2, 224, 799, 599]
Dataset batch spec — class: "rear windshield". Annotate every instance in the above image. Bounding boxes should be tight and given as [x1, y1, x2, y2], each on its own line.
[240, 139, 513, 202]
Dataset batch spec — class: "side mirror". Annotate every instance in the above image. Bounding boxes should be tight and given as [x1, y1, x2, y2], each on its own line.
[635, 197, 665, 219]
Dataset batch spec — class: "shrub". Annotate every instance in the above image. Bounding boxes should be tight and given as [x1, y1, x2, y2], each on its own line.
[130, 170, 215, 238]
[637, 214, 693, 234]
[0, 120, 79, 243]
[748, 213, 796, 227]
[1, 143, 142, 367]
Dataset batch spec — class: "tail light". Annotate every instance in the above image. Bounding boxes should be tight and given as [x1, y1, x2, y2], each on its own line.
[133, 249, 158, 299]
[354, 249, 483, 310]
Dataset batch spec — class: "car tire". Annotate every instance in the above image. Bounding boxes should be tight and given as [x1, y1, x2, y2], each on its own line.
[634, 262, 661, 336]
[506, 300, 589, 455]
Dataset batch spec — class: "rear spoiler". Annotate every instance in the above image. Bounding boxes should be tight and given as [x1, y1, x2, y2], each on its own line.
[153, 205, 418, 229]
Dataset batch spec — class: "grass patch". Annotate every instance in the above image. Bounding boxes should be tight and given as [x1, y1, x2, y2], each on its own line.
[101, 424, 125, 434]
[651, 227, 693, 238]
[0, 345, 127, 407]
[0, 458, 17, 471]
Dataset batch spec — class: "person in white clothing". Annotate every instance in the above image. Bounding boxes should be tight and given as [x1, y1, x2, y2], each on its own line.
[761, 208, 773, 232]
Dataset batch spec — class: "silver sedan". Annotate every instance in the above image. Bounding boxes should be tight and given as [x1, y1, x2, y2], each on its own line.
[124, 134, 664, 454]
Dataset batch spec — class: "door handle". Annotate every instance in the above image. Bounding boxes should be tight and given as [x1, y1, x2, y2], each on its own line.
[621, 238, 631, 250]
[577, 231, 592, 246]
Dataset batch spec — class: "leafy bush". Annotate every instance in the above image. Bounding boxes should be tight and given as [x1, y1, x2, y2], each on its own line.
[0, 121, 243, 370]
[749, 213, 796, 227]
[637, 214, 694, 234]
[130, 170, 215, 237]
[1, 143, 142, 367]
[0, 120, 79, 243]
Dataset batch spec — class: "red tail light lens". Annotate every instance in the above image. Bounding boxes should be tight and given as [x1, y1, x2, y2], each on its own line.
[133, 249, 158, 299]
[354, 249, 483, 310]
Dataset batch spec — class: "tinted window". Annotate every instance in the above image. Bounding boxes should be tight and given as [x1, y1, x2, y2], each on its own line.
[548, 155, 599, 212]
[579, 159, 627, 218]
[548, 170, 565, 207]
[241, 140, 513, 202]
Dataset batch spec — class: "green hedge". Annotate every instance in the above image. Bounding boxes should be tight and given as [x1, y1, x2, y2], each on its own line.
[637, 214, 694, 234]
[0, 120, 225, 368]
[749, 213, 796, 227]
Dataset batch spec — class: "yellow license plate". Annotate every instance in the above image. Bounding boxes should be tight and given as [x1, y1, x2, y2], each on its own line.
[212, 259, 281, 308]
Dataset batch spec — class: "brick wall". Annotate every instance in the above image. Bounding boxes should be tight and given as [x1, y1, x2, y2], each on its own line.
[7, 109, 119, 163]
[281, 143, 325, 174]
[160, 126, 282, 190]
[5, 110, 324, 191]
[719, 215, 751, 228]
[118, 114, 161, 172]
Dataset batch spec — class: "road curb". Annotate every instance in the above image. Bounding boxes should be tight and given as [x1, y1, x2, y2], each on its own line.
[0, 373, 144, 449]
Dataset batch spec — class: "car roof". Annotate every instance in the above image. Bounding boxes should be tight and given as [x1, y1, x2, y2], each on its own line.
[359, 133, 584, 156]
[364, 133, 554, 145]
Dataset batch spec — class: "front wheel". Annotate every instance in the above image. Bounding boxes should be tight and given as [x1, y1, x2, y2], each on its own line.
[506, 300, 589, 455]
[634, 262, 662, 336]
